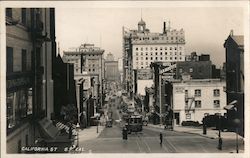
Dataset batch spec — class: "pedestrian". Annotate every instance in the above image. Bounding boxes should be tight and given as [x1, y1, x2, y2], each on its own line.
[159, 132, 163, 145]
[218, 137, 222, 150]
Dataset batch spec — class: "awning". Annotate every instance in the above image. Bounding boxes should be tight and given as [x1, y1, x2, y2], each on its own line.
[224, 104, 235, 110]
[38, 118, 60, 139]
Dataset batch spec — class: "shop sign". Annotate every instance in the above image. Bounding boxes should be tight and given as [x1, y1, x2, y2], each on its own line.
[186, 113, 191, 119]
[137, 69, 153, 80]
[160, 64, 176, 74]
[175, 87, 184, 93]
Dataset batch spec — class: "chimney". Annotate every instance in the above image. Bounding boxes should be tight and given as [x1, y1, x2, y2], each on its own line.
[163, 22, 166, 34]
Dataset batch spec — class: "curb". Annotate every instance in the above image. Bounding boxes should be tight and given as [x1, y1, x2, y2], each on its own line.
[147, 124, 217, 139]
[177, 130, 216, 139]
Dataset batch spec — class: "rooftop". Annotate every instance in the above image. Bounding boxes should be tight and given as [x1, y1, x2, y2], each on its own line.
[231, 35, 244, 47]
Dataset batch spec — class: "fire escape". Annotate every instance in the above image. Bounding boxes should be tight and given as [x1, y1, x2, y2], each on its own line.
[185, 93, 195, 114]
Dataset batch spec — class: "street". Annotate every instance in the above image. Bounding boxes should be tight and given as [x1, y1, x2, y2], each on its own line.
[77, 95, 244, 153]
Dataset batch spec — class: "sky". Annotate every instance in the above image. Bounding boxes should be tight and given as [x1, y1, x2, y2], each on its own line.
[56, 6, 244, 67]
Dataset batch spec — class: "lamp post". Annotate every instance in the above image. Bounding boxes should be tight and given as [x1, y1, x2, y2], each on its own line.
[233, 118, 241, 153]
[218, 115, 222, 150]
[76, 123, 80, 147]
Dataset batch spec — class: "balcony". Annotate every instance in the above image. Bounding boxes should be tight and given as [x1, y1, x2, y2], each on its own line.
[6, 16, 19, 26]
[32, 18, 50, 43]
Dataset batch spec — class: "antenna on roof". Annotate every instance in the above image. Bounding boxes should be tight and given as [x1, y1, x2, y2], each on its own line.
[230, 30, 234, 36]
[141, 8, 143, 20]
[168, 20, 171, 31]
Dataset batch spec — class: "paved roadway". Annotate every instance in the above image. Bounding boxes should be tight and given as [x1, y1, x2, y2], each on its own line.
[78, 96, 243, 153]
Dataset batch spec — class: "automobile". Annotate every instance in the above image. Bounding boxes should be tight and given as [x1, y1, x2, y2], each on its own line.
[106, 119, 113, 128]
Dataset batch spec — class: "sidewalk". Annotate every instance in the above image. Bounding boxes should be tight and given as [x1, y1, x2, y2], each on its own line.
[77, 125, 105, 141]
[147, 124, 244, 140]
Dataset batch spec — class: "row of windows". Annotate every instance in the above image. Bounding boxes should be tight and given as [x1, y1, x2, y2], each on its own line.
[135, 46, 182, 51]
[135, 56, 183, 61]
[185, 89, 220, 97]
[7, 47, 28, 73]
[135, 52, 182, 56]
[136, 36, 184, 41]
[192, 100, 221, 108]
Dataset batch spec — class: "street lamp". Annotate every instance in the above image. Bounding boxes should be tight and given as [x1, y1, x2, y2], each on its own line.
[217, 115, 222, 150]
[76, 123, 80, 147]
[233, 118, 241, 153]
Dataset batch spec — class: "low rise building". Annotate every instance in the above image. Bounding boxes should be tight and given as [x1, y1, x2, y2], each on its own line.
[172, 79, 226, 125]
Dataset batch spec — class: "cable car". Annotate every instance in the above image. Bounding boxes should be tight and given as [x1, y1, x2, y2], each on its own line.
[125, 114, 143, 133]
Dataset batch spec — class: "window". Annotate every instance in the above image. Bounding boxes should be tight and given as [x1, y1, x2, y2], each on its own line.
[160, 52, 162, 55]
[141, 62, 143, 65]
[214, 100, 220, 108]
[136, 47, 138, 51]
[170, 47, 172, 50]
[189, 68, 193, 72]
[7, 88, 32, 130]
[175, 57, 177, 60]
[160, 57, 162, 60]
[151, 57, 153, 60]
[145, 57, 148, 60]
[26, 135, 29, 146]
[89, 69, 91, 72]
[141, 52, 143, 56]
[6, 8, 12, 18]
[179, 68, 183, 73]
[141, 48, 143, 51]
[214, 89, 220, 96]
[18, 140, 21, 153]
[150, 47, 153, 50]
[195, 89, 201, 97]
[155, 47, 158, 51]
[150, 52, 153, 55]
[165, 47, 167, 50]
[160, 47, 162, 50]
[7, 47, 13, 73]
[141, 57, 143, 60]
[170, 57, 172, 60]
[136, 57, 138, 60]
[136, 52, 138, 56]
[165, 52, 167, 55]
[145, 52, 148, 55]
[22, 49, 27, 71]
[93, 69, 95, 72]
[185, 90, 188, 97]
[145, 47, 148, 50]
[155, 57, 158, 60]
[180, 52, 182, 55]
[165, 57, 167, 60]
[195, 100, 201, 108]
[171, 37, 173, 40]
[175, 47, 177, 50]
[155, 52, 158, 55]
[21, 8, 27, 25]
